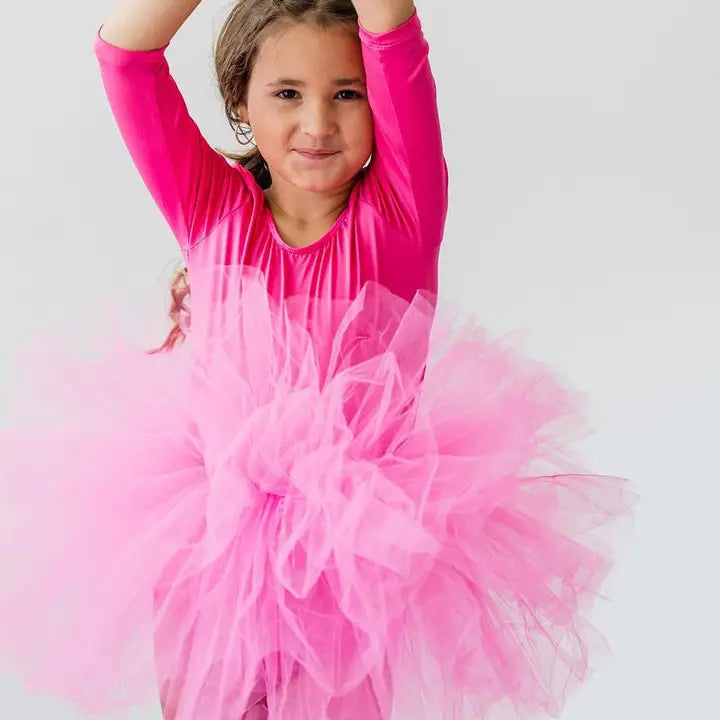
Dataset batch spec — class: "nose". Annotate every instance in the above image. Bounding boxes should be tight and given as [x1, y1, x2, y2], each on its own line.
[300, 99, 336, 138]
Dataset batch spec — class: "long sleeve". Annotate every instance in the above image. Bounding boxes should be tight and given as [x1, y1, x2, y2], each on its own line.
[93, 26, 253, 253]
[358, 9, 449, 249]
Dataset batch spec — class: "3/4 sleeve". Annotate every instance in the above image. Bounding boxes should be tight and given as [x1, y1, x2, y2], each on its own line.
[358, 9, 449, 249]
[93, 25, 252, 253]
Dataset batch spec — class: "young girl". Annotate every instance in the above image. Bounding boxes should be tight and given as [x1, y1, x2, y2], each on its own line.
[0, 1, 637, 719]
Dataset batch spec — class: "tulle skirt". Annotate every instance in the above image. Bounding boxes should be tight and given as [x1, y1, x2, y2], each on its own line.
[0, 265, 637, 720]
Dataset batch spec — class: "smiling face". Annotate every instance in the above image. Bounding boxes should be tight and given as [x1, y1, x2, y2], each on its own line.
[238, 19, 374, 194]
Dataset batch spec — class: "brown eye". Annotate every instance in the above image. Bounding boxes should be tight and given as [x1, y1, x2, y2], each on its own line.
[336, 90, 363, 100]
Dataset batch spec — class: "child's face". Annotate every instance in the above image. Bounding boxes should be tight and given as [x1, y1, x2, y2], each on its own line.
[239, 21, 374, 194]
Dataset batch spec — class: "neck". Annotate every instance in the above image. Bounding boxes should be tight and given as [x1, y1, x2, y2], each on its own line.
[264, 174, 356, 227]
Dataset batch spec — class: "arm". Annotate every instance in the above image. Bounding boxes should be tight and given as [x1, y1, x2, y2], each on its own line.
[95, 0, 250, 253]
[99, 0, 202, 51]
[350, 0, 415, 33]
[356, 7, 449, 249]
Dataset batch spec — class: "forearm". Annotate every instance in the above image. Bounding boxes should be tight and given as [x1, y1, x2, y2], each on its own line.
[99, 0, 202, 51]
[351, 0, 415, 33]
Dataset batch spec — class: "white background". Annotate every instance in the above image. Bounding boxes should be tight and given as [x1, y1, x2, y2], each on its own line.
[0, 0, 717, 717]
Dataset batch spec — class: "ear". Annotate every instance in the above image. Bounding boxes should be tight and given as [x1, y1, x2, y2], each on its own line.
[236, 103, 249, 124]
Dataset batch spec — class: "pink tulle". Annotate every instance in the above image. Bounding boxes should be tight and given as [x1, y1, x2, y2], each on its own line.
[0, 265, 637, 720]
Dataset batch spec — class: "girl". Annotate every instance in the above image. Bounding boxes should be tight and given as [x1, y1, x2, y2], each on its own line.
[0, 1, 637, 719]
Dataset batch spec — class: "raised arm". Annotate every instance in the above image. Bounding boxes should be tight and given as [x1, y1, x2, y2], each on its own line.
[354, 4, 449, 249]
[99, 0, 202, 51]
[350, 0, 415, 33]
[95, 0, 251, 254]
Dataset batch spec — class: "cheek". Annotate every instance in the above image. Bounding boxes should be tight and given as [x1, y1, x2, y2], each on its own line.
[253, 112, 290, 153]
[361, 115, 375, 154]
[349, 107, 374, 148]
[364, 114, 375, 146]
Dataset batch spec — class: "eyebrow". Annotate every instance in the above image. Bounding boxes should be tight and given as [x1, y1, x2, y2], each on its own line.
[266, 77, 365, 87]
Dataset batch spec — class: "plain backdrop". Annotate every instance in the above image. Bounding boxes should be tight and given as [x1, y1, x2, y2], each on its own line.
[1, 0, 718, 717]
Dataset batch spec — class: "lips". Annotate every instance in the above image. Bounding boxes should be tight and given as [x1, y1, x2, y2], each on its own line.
[295, 149, 338, 159]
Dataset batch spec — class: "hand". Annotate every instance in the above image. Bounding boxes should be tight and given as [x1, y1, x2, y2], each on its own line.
[349, 0, 415, 33]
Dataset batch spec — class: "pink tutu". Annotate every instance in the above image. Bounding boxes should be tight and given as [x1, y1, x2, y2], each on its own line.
[0, 265, 637, 720]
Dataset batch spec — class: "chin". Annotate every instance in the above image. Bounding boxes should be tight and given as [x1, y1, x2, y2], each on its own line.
[290, 171, 361, 193]
[298, 180, 343, 193]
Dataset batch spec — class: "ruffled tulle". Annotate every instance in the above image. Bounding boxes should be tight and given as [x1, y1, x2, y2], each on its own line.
[0, 265, 637, 720]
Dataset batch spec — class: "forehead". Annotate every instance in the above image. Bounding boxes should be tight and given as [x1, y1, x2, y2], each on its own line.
[254, 21, 365, 81]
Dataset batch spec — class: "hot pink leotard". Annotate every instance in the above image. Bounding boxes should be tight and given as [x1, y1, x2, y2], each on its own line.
[93, 9, 448, 310]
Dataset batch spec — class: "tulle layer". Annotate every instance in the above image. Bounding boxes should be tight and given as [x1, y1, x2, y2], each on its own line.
[0, 266, 637, 720]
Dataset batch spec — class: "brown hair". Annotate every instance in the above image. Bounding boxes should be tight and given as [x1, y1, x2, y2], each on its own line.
[148, 0, 359, 354]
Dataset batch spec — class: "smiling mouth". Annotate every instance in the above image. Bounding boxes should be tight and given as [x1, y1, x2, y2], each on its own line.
[295, 150, 338, 159]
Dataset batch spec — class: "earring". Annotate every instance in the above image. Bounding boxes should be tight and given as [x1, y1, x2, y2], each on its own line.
[233, 118, 256, 147]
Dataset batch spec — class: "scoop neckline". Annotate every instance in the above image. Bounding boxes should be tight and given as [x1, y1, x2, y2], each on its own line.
[264, 180, 360, 255]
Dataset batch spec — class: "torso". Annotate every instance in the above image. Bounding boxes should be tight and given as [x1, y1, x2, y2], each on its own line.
[186, 170, 439, 310]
